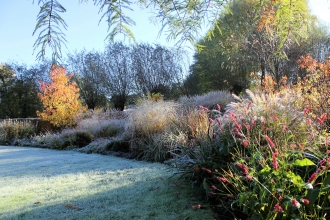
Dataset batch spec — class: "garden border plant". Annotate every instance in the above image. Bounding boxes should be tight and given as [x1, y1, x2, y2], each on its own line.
[173, 89, 330, 219]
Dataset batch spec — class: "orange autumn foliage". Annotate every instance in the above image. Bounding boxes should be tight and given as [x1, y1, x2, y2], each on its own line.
[37, 65, 87, 128]
[295, 55, 330, 128]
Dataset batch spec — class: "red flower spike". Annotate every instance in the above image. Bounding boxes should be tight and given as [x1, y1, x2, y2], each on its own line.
[272, 153, 278, 171]
[242, 140, 249, 148]
[318, 159, 326, 166]
[301, 199, 309, 205]
[216, 118, 221, 126]
[217, 177, 228, 183]
[264, 135, 275, 148]
[199, 105, 209, 111]
[304, 105, 310, 115]
[217, 104, 221, 111]
[274, 203, 284, 212]
[310, 133, 315, 141]
[307, 118, 312, 125]
[278, 196, 284, 202]
[246, 175, 253, 181]
[237, 163, 249, 175]
[202, 168, 212, 174]
[291, 199, 301, 208]
[308, 172, 317, 183]
[317, 113, 327, 124]
[192, 205, 201, 209]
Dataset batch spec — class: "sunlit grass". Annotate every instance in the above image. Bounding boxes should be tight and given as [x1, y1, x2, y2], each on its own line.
[0, 146, 213, 220]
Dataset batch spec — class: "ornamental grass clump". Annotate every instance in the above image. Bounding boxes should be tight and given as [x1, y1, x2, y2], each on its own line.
[32, 129, 93, 149]
[176, 89, 330, 219]
[179, 90, 233, 110]
[77, 118, 125, 138]
[127, 99, 178, 161]
[0, 120, 36, 144]
[127, 99, 177, 137]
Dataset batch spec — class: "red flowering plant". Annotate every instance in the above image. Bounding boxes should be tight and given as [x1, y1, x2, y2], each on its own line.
[175, 89, 330, 219]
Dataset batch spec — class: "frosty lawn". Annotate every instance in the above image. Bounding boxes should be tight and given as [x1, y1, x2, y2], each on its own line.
[0, 146, 213, 220]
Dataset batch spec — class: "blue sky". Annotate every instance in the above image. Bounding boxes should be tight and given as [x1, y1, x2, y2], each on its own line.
[0, 1, 185, 66]
[0, 0, 329, 67]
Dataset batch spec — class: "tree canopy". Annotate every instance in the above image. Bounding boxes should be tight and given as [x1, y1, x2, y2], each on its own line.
[67, 42, 185, 110]
[32, 0, 306, 62]
[184, 0, 329, 94]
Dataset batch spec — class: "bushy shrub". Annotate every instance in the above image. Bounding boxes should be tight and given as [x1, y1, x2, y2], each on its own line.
[175, 89, 328, 219]
[294, 55, 330, 131]
[0, 120, 36, 144]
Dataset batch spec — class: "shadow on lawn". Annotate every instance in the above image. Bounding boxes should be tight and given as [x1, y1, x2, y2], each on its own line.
[0, 146, 215, 220]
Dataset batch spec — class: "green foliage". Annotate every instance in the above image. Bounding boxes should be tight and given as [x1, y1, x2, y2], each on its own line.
[94, 0, 136, 42]
[0, 63, 43, 118]
[187, 0, 258, 94]
[187, 0, 326, 93]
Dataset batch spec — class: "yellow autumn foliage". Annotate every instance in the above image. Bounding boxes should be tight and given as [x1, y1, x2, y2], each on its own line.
[37, 65, 87, 128]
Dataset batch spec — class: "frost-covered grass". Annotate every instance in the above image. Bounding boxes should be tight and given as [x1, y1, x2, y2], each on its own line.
[179, 90, 233, 109]
[0, 146, 212, 220]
